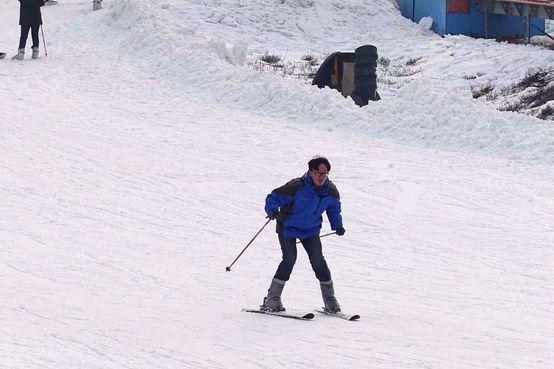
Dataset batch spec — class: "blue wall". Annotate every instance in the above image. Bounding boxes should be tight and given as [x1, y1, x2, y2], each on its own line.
[471, 13, 545, 38]
[446, 1, 545, 37]
[396, 0, 414, 20]
[414, 0, 447, 35]
[445, 2, 477, 35]
[396, 0, 545, 38]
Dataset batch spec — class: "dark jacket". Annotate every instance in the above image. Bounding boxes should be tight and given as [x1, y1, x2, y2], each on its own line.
[19, 0, 45, 26]
[265, 172, 343, 239]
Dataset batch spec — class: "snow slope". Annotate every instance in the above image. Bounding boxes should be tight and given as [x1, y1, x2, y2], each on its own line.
[91, 0, 554, 163]
[1, 1, 553, 368]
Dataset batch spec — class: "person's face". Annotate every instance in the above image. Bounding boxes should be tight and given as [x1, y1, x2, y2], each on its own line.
[309, 163, 329, 188]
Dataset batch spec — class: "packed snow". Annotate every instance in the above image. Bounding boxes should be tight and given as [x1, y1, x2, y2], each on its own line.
[1, 0, 553, 368]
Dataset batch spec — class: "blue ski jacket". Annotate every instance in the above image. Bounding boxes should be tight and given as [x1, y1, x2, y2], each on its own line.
[265, 172, 343, 239]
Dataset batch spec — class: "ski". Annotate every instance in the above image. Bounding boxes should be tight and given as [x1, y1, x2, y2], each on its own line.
[0, 53, 6, 59]
[315, 309, 360, 321]
[242, 308, 314, 320]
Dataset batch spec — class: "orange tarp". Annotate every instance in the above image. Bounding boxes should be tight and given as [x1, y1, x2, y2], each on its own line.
[447, 0, 470, 12]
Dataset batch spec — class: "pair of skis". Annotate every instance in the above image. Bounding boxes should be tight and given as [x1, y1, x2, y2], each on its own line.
[242, 308, 360, 321]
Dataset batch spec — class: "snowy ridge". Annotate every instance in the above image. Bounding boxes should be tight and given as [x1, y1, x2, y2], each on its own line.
[96, 0, 366, 118]
[370, 77, 554, 159]
[84, 0, 554, 163]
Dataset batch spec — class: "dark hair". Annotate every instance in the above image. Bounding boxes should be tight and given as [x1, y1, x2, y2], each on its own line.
[308, 156, 331, 172]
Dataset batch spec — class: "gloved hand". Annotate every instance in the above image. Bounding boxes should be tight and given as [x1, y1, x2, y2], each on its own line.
[266, 211, 278, 220]
[336, 227, 345, 236]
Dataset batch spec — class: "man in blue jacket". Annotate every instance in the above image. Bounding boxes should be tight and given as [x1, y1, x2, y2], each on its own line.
[262, 156, 345, 313]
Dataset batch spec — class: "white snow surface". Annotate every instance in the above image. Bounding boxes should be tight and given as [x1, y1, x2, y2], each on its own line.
[1, 0, 554, 368]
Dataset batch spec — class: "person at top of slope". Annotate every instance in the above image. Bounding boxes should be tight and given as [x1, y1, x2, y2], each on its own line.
[12, 0, 45, 60]
[262, 156, 345, 313]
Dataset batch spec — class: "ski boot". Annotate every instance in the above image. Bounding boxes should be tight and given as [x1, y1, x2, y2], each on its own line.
[320, 280, 341, 313]
[12, 48, 25, 60]
[261, 278, 286, 312]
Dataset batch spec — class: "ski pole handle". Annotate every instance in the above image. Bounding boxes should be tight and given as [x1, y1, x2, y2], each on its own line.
[225, 219, 272, 272]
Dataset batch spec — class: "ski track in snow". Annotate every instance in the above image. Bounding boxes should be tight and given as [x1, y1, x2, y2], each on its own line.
[1, 1, 553, 368]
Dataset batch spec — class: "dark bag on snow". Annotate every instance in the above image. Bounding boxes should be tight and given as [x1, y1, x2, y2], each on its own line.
[312, 44, 380, 107]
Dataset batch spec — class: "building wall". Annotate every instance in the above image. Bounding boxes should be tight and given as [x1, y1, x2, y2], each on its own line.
[445, 4, 474, 35]
[446, 1, 545, 38]
[414, 0, 447, 35]
[396, 0, 546, 37]
[492, 16, 544, 38]
[396, 0, 415, 20]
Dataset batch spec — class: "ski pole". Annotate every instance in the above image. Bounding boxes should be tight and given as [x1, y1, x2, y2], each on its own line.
[295, 231, 337, 244]
[40, 25, 48, 56]
[225, 219, 272, 272]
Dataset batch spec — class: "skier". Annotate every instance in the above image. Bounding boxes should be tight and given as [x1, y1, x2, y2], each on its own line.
[262, 156, 345, 313]
[12, 0, 45, 60]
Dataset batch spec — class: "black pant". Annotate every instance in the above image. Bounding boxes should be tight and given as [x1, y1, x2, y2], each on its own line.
[274, 234, 332, 282]
[19, 25, 40, 49]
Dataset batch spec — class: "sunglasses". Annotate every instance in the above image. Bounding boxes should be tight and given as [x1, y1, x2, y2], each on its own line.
[311, 170, 329, 177]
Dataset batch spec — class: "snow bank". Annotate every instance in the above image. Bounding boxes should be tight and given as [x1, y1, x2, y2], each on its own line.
[85, 0, 554, 163]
